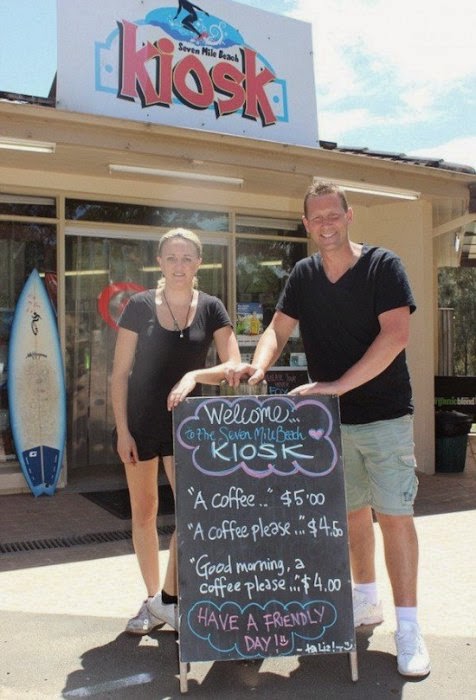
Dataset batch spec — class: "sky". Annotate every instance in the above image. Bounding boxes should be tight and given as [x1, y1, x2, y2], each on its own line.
[0, 0, 475, 170]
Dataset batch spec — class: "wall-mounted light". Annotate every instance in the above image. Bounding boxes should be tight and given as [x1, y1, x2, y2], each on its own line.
[454, 233, 461, 253]
[109, 164, 244, 187]
[0, 137, 56, 153]
[141, 263, 223, 272]
[65, 270, 109, 277]
[315, 177, 420, 201]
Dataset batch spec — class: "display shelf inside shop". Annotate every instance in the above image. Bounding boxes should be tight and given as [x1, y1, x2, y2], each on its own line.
[237, 335, 262, 346]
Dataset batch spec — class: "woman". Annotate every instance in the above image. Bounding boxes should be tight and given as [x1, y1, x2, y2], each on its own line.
[111, 228, 240, 634]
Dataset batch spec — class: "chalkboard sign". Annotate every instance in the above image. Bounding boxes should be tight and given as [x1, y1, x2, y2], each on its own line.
[174, 394, 355, 664]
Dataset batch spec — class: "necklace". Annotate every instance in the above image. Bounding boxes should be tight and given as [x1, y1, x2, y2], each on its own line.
[162, 291, 194, 338]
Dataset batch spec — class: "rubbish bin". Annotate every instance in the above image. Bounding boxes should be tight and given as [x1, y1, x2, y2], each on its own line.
[435, 410, 473, 473]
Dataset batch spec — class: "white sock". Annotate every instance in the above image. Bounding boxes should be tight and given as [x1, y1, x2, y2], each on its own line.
[396, 606, 418, 628]
[354, 582, 379, 605]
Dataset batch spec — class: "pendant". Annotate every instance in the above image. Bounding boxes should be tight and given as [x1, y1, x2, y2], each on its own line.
[180, 331, 184, 338]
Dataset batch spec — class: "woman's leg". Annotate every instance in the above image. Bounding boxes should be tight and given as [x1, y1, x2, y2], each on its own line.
[161, 455, 177, 597]
[124, 457, 160, 597]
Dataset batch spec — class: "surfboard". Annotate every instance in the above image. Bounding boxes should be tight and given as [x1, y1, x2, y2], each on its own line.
[7, 269, 66, 496]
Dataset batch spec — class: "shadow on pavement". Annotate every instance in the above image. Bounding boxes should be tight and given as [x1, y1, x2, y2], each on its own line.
[60, 627, 405, 699]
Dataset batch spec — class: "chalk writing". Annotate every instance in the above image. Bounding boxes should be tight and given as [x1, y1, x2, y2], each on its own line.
[187, 600, 341, 658]
[176, 396, 338, 478]
[174, 395, 355, 663]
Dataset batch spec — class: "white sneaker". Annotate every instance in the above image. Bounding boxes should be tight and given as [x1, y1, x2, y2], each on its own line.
[352, 590, 384, 627]
[147, 594, 178, 631]
[125, 599, 166, 635]
[395, 620, 431, 677]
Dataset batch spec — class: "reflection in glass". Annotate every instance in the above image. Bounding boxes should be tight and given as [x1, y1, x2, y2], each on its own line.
[66, 199, 229, 231]
[0, 194, 56, 218]
[236, 238, 307, 367]
[236, 214, 306, 238]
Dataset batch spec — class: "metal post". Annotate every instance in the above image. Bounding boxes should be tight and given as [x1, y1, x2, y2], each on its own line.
[438, 308, 454, 376]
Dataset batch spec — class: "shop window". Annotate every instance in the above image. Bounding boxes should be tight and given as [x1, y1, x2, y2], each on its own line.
[236, 214, 307, 238]
[0, 194, 56, 218]
[65, 231, 229, 470]
[0, 222, 57, 464]
[65, 199, 229, 231]
[236, 237, 307, 368]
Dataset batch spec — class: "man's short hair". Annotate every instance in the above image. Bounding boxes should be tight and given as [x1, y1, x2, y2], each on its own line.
[304, 181, 349, 217]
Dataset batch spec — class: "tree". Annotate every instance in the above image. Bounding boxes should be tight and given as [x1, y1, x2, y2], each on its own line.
[438, 267, 476, 375]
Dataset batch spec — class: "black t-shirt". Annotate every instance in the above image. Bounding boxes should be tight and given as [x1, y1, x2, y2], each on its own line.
[118, 289, 231, 440]
[277, 245, 416, 424]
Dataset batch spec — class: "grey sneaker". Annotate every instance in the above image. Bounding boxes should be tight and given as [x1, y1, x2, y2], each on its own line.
[353, 590, 384, 627]
[395, 620, 431, 677]
[125, 599, 169, 635]
[148, 594, 178, 631]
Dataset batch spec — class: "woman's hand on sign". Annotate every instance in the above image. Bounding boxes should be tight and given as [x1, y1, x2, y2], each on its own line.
[225, 362, 265, 387]
[167, 372, 198, 410]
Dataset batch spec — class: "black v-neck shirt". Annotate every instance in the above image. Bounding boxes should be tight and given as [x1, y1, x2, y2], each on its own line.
[277, 245, 416, 424]
[118, 289, 231, 440]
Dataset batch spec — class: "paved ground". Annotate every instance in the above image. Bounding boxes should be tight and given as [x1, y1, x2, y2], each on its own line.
[0, 436, 475, 698]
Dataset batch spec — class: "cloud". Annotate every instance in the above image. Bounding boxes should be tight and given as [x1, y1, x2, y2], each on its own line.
[318, 105, 431, 144]
[290, 0, 476, 97]
[410, 136, 476, 170]
[282, 0, 476, 168]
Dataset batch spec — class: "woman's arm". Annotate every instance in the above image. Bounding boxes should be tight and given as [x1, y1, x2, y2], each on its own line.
[110, 327, 140, 463]
[167, 325, 241, 409]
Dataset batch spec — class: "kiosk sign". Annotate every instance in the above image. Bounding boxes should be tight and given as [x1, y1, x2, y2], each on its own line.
[57, 0, 318, 146]
[174, 395, 355, 664]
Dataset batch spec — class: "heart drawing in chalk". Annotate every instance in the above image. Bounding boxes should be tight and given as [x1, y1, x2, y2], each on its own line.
[309, 428, 324, 440]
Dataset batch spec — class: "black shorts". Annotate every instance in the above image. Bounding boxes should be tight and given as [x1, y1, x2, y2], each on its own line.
[112, 427, 174, 462]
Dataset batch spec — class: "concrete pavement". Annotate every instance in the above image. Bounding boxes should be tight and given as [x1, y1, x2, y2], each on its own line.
[1, 436, 475, 698]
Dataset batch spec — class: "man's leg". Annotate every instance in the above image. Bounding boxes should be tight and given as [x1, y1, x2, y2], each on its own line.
[375, 512, 418, 607]
[348, 505, 384, 625]
[376, 511, 430, 676]
[348, 505, 376, 584]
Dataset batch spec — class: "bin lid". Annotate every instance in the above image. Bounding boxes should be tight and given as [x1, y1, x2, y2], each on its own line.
[435, 410, 473, 436]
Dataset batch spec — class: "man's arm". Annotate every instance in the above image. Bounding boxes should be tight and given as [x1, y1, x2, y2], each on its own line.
[289, 306, 411, 396]
[227, 310, 298, 387]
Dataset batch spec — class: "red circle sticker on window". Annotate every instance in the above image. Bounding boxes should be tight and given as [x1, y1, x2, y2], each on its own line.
[97, 282, 146, 330]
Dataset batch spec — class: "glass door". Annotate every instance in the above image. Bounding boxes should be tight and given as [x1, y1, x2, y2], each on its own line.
[65, 228, 228, 472]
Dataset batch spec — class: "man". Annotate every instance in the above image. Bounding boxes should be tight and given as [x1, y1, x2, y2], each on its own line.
[227, 181, 430, 677]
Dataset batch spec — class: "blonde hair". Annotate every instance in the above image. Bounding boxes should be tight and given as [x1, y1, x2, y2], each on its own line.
[157, 227, 202, 256]
[157, 227, 202, 290]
